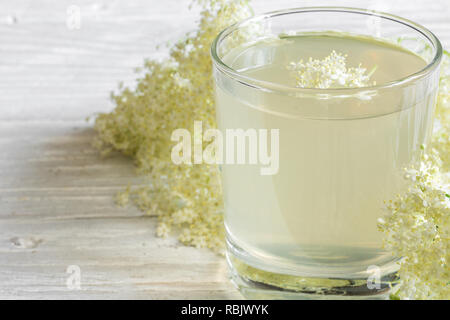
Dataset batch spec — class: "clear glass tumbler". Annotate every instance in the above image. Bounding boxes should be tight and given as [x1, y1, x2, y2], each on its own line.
[211, 7, 442, 299]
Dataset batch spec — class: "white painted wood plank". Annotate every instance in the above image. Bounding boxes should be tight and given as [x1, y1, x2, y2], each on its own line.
[0, 121, 240, 299]
[0, 216, 240, 299]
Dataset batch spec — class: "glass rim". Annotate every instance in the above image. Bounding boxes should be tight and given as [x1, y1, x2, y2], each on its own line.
[210, 6, 443, 94]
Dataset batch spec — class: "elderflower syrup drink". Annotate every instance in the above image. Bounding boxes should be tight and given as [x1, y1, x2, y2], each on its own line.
[211, 8, 442, 299]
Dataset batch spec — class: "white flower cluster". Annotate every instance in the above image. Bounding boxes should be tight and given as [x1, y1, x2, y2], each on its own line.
[288, 50, 376, 88]
[378, 52, 450, 300]
[378, 150, 449, 299]
[94, 0, 252, 253]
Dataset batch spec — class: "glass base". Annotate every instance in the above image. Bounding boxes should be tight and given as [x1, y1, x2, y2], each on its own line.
[227, 240, 399, 300]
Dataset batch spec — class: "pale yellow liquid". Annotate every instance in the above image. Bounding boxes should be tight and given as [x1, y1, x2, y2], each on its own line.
[215, 34, 436, 279]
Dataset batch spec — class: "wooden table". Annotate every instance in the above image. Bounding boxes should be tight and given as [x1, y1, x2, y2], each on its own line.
[0, 0, 448, 299]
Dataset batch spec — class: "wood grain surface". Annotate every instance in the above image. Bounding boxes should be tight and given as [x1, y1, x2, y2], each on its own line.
[0, 0, 448, 299]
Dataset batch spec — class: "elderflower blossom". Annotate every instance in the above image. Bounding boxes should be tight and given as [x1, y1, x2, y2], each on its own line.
[94, 0, 252, 253]
[288, 50, 376, 88]
[378, 150, 449, 300]
[378, 52, 450, 300]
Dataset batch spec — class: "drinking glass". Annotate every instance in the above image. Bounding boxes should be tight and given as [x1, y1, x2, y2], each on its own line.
[211, 7, 442, 299]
